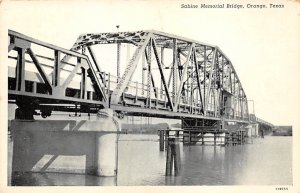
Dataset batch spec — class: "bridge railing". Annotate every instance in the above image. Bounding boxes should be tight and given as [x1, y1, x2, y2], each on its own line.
[248, 114, 274, 127]
[256, 117, 274, 127]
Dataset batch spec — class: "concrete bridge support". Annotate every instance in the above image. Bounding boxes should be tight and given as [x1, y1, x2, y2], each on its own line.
[246, 123, 259, 137]
[10, 110, 120, 179]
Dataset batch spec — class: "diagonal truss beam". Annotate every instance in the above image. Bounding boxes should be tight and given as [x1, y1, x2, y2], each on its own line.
[174, 43, 194, 110]
[110, 34, 152, 105]
[61, 60, 82, 89]
[152, 38, 174, 111]
[193, 49, 204, 114]
[27, 48, 53, 94]
[87, 46, 106, 86]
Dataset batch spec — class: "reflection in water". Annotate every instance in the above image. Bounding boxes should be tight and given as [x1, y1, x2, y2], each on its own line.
[11, 172, 116, 186]
[8, 135, 292, 186]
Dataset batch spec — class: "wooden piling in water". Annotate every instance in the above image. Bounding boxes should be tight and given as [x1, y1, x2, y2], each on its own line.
[166, 138, 174, 176]
[166, 135, 181, 176]
[239, 131, 243, 145]
[174, 131, 181, 175]
[214, 133, 216, 146]
[241, 131, 243, 145]
[159, 130, 164, 151]
[232, 133, 236, 146]
[165, 130, 169, 151]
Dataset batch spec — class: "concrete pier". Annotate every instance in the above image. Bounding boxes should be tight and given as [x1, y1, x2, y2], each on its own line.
[11, 109, 120, 177]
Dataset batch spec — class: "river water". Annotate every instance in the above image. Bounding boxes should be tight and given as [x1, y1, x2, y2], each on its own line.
[8, 134, 292, 186]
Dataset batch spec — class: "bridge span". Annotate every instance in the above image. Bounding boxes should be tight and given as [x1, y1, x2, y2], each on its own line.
[7, 30, 273, 178]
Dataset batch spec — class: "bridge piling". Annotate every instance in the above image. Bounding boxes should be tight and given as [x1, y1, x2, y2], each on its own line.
[166, 138, 174, 176]
[165, 130, 169, 151]
[214, 133, 217, 146]
[165, 134, 181, 176]
[159, 130, 164, 151]
[174, 131, 181, 175]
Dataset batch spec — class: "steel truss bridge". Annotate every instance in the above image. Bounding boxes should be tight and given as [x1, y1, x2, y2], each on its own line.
[7, 30, 273, 130]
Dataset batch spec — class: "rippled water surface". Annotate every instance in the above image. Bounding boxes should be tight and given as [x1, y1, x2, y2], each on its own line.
[8, 135, 292, 186]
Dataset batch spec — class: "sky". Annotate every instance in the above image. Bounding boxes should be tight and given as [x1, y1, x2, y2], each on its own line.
[1, 0, 300, 126]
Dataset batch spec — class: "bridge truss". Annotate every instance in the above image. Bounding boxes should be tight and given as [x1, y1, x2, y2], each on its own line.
[8, 30, 273, 128]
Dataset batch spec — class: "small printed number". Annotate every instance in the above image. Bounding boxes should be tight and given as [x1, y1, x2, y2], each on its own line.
[276, 187, 288, 191]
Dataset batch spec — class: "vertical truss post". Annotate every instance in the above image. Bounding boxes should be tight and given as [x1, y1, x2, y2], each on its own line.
[236, 86, 239, 118]
[53, 50, 61, 87]
[220, 57, 224, 116]
[214, 53, 219, 117]
[245, 97, 249, 120]
[196, 88, 199, 112]
[190, 72, 194, 114]
[241, 93, 244, 120]
[203, 46, 207, 114]
[135, 81, 138, 103]
[15, 48, 25, 92]
[205, 48, 217, 115]
[142, 52, 145, 95]
[117, 43, 121, 83]
[172, 38, 177, 105]
[233, 74, 236, 118]
[160, 47, 164, 99]
[186, 71, 190, 105]
[175, 43, 193, 110]
[150, 71, 157, 99]
[213, 88, 216, 117]
[229, 64, 233, 93]
[238, 85, 241, 118]
[108, 72, 111, 94]
[221, 57, 224, 88]
[177, 51, 182, 80]
[193, 48, 204, 113]
[147, 40, 152, 108]
[80, 67, 87, 99]
[127, 44, 131, 63]
[233, 75, 236, 95]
